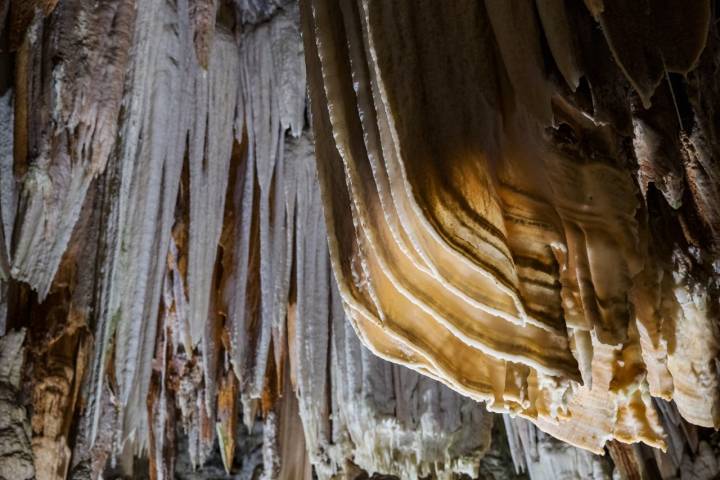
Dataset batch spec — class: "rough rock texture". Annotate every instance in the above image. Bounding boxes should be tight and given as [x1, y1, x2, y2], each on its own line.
[0, 330, 33, 480]
[9, 0, 135, 299]
[0, 1, 718, 480]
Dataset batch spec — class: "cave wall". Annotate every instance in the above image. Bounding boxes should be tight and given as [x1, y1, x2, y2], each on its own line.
[0, 1, 718, 480]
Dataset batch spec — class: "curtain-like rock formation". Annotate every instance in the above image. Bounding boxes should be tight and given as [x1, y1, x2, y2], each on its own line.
[304, 0, 720, 455]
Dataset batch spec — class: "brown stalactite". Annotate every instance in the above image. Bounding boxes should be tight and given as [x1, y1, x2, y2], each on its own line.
[9, 0, 136, 298]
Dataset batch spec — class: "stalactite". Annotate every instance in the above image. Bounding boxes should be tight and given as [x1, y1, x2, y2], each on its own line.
[186, 28, 241, 420]
[1, 1, 719, 479]
[503, 416, 612, 479]
[0, 66, 14, 295]
[9, 0, 135, 298]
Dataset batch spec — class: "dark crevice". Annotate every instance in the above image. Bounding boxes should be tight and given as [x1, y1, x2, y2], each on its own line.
[667, 72, 696, 134]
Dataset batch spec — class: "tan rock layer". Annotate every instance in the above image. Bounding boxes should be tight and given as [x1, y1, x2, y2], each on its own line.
[301, 0, 720, 453]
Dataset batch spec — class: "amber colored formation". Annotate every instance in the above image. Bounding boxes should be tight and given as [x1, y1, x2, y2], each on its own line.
[303, 0, 720, 455]
[0, 1, 719, 479]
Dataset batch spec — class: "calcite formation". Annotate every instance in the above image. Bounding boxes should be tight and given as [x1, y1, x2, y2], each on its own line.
[303, 0, 720, 456]
[0, 0, 718, 479]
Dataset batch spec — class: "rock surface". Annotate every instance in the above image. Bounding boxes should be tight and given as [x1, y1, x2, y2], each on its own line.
[0, 1, 718, 480]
